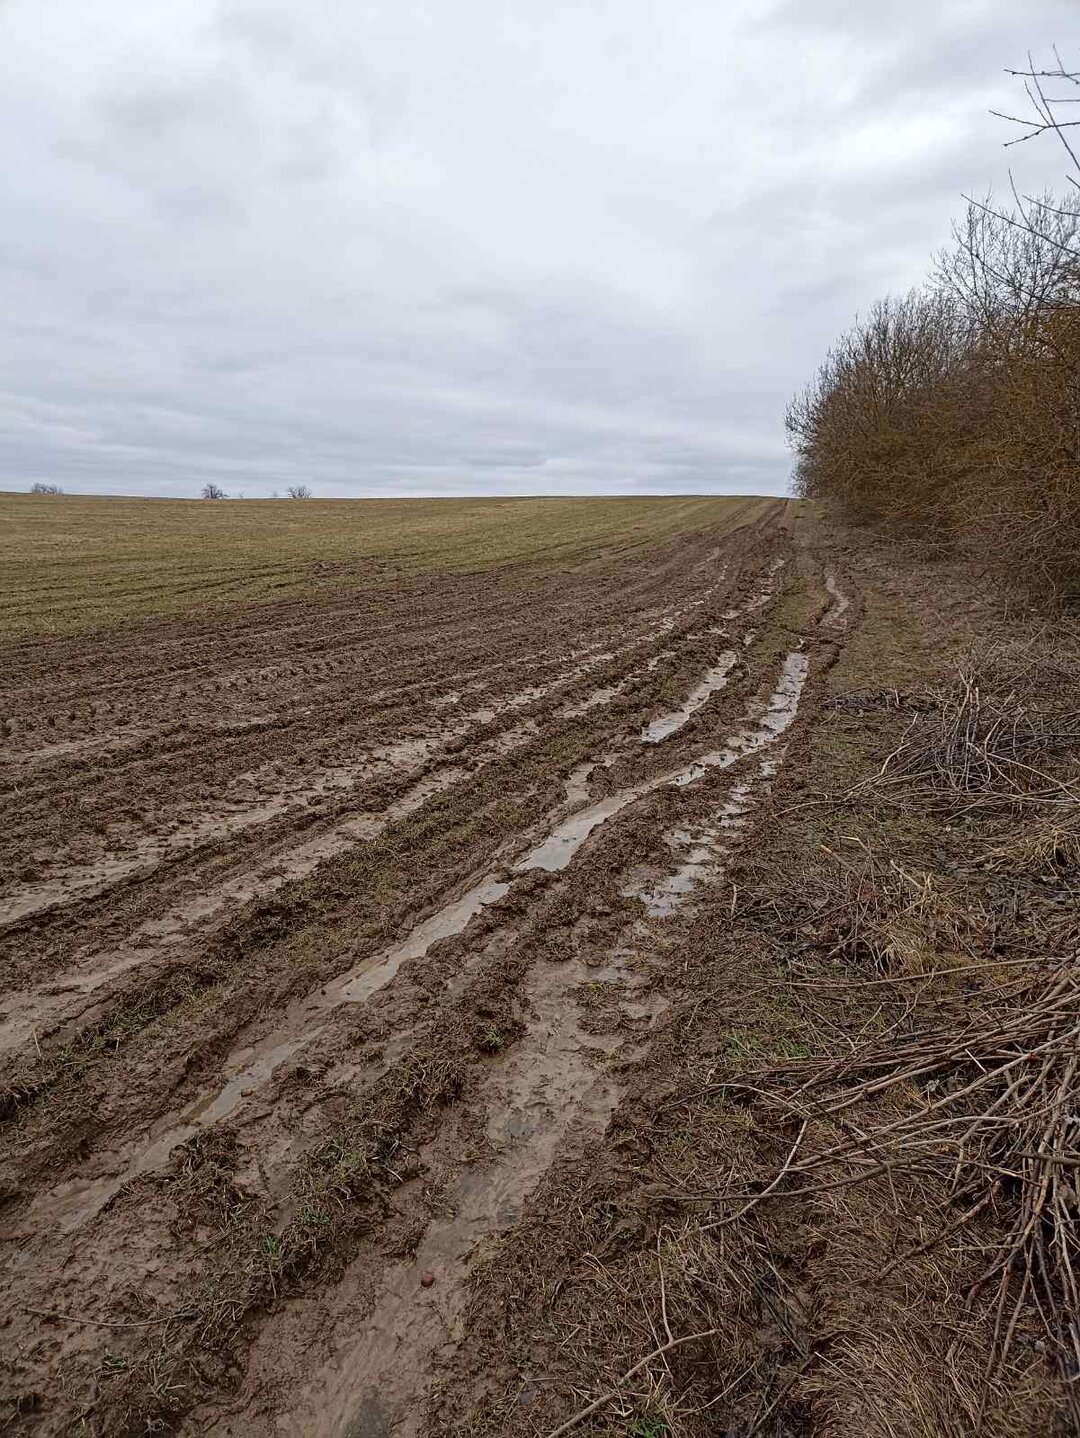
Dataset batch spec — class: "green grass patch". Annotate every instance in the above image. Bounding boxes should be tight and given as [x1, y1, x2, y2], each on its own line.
[0, 492, 760, 639]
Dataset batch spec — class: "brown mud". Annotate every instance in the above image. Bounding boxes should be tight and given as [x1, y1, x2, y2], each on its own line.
[0, 498, 883, 1435]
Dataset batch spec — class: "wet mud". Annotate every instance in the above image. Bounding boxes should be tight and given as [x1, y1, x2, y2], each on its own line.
[0, 499, 850, 1437]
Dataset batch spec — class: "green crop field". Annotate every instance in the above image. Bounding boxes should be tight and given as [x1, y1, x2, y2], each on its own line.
[0, 492, 764, 640]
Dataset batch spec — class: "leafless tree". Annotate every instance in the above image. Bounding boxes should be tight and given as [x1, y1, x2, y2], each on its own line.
[30, 481, 63, 494]
[286, 484, 313, 499]
[995, 49, 1080, 182]
[201, 482, 227, 499]
[970, 50, 1080, 266]
[937, 193, 1080, 338]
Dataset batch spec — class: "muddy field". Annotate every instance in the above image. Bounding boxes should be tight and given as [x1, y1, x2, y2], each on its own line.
[3, 495, 1077, 1436]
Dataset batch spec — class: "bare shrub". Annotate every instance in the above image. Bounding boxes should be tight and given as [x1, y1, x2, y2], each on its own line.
[29, 482, 63, 495]
[787, 290, 974, 529]
[286, 484, 313, 499]
[790, 56, 1080, 606]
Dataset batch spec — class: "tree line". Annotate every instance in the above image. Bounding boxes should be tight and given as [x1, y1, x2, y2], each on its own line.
[202, 484, 313, 499]
[787, 53, 1080, 605]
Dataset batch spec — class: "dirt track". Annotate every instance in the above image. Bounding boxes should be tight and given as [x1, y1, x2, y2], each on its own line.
[0, 497, 858, 1433]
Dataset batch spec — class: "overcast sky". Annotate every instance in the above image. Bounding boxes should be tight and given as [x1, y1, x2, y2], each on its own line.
[0, 2, 1073, 499]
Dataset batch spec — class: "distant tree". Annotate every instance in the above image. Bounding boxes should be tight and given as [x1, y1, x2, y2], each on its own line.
[30, 481, 63, 494]
[286, 484, 313, 499]
[202, 482, 227, 499]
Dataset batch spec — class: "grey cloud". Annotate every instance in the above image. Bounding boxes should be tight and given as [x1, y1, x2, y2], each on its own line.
[0, 0, 1072, 498]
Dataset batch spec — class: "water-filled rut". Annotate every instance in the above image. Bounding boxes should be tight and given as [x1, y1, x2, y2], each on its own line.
[22, 647, 808, 1240]
[267, 659, 809, 1436]
[5, 506, 843, 1438]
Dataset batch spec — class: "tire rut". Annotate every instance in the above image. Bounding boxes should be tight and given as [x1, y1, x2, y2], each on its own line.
[0, 508, 810, 1435]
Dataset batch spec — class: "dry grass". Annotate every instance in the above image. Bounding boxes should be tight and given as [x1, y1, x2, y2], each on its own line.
[988, 811, 1080, 875]
[710, 961, 1080, 1389]
[874, 646, 1080, 813]
[668, 640, 1080, 1430]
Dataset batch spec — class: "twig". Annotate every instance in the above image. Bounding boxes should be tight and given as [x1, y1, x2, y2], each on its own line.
[544, 1328, 719, 1437]
[745, 1357, 813, 1436]
[24, 1304, 193, 1330]
[700, 1119, 809, 1232]
[656, 1229, 674, 1346]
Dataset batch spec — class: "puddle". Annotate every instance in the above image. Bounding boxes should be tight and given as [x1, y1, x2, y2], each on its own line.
[332, 879, 510, 1005]
[562, 761, 596, 807]
[0, 949, 160, 1059]
[824, 570, 850, 625]
[463, 686, 546, 724]
[115, 1034, 319, 1193]
[548, 571, 735, 723]
[566, 578, 759, 730]
[1, 573, 774, 931]
[370, 738, 441, 768]
[0, 762, 385, 928]
[2, 687, 551, 931]
[464, 646, 626, 726]
[42, 872, 514, 1235]
[626, 810, 743, 918]
[516, 651, 808, 873]
[0, 710, 556, 1058]
[641, 650, 738, 744]
[278, 946, 634, 1438]
[283, 706, 810, 1437]
[558, 647, 679, 718]
[0, 763, 476, 1059]
[625, 754, 780, 918]
[31, 654, 808, 1237]
[558, 683, 624, 719]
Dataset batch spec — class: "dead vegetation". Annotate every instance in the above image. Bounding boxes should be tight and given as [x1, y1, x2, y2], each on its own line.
[646, 637, 1080, 1433]
[878, 648, 1080, 811]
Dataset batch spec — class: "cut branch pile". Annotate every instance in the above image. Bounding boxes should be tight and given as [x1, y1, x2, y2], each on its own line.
[708, 958, 1080, 1393]
[879, 660, 1080, 810]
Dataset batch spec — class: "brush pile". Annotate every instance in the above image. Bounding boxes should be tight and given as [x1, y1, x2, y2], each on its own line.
[715, 962, 1080, 1386]
[879, 658, 1080, 811]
